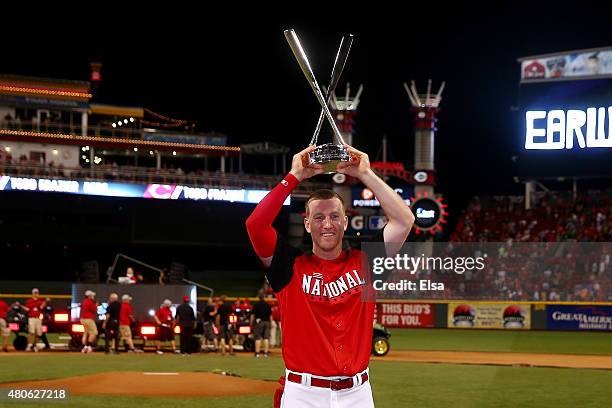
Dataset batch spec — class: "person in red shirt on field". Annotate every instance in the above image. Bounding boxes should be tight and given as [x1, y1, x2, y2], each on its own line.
[125, 267, 138, 284]
[232, 297, 242, 313]
[79, 290, 98, 353]
[246, 144, 414, 407]
[232, 297, 252, 317]
[0, 299, 10, 352]
[119, 294, 141, 352]
[154, 299, 179, 355]
[241, 297, 253, 314]
[23, 288, 46, 352]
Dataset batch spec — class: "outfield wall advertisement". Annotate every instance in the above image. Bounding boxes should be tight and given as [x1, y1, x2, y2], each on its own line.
[547, 305, 612, 331]
[447, 302, 531, 330]
[375, 303, 434, 328]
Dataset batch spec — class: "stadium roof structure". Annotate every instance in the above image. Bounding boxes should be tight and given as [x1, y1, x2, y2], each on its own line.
[0, 129, 240, 156]
[90, 103, 144, 118]
[0, 74, 92, 101]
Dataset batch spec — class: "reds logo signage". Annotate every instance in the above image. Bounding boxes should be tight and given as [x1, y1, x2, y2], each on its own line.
[523, 61, 546, 79]
[302, 270, 366, 300]
[525, 107, 612, 150]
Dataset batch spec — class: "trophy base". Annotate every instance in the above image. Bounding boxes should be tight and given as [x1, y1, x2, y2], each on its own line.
[319, 160, 342, 174]
[309, 143, 350, 174]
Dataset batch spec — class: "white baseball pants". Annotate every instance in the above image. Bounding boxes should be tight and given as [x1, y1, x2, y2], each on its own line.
[280, 368, 375, 408]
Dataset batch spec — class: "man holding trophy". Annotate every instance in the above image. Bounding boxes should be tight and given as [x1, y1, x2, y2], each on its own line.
[245, 30, 414, 408]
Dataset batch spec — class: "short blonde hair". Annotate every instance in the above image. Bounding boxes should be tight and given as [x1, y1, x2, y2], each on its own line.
[305, 189, 345, 216]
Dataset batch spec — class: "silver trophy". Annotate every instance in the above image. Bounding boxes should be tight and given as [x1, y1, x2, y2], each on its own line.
[284, 29, 353, 173]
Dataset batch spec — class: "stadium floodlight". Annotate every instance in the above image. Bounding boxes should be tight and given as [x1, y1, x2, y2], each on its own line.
[331, 91, 339, 110]
[52, 149, 58, 155]
[112, 123, 117, 128]
[352, 84, 364, 109]
[345, 82, 351, 104]
[133, 147, 138, 152]
[130, 117, 135, 122]
[435, 81, 446, 100]
[403, 82, 418, 106]
[172, 151, 177, 156]
[123, 119, 128, 124]
[410, 80, 422, 106]
[118, 121, 122, 126]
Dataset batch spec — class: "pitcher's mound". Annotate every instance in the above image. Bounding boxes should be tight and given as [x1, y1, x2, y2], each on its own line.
[2, 371, 277, 397]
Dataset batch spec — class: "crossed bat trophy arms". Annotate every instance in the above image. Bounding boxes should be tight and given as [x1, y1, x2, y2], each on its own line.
[285, 29, 365, 175]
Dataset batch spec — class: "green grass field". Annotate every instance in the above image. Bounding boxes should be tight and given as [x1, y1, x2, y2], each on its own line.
[1, 328, 611, 408]
[390, 328, 612, 355]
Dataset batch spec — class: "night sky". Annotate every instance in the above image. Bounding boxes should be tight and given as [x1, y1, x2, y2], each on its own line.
[3, 5, 612, 214]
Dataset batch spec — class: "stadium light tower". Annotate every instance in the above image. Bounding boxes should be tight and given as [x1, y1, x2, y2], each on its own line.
[403, 79, 444, 196]
[329, 83, 364, 216]
[404, 80, 448, 237]
[329, 83, 363, 146]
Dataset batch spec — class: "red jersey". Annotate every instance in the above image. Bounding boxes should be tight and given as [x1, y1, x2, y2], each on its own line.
[0, 300, 8, 319]
[80, 298, 97, 320]
[271, 305, 281, 321]
[25, 298, 45, 318]
[155, 307, 172, 324]
[268, 237, 375, 377]
[241, 301, 253, 312]
[120, 303, 133, 325]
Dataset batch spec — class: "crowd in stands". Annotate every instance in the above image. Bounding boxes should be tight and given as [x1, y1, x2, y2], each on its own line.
[247, 191, 611, 303]
[452, 192, 612, 243]
[402, 191, 612, 302]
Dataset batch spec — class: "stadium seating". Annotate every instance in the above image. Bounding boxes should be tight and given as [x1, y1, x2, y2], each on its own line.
[439, 192, 612, 302]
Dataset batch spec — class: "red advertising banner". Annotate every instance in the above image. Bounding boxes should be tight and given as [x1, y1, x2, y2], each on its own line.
[375, 303, 434, 328]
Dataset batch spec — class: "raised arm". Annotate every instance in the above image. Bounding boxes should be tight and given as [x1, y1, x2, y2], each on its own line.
[246, 145, 323, 267]
[337, 144, 414, 247]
